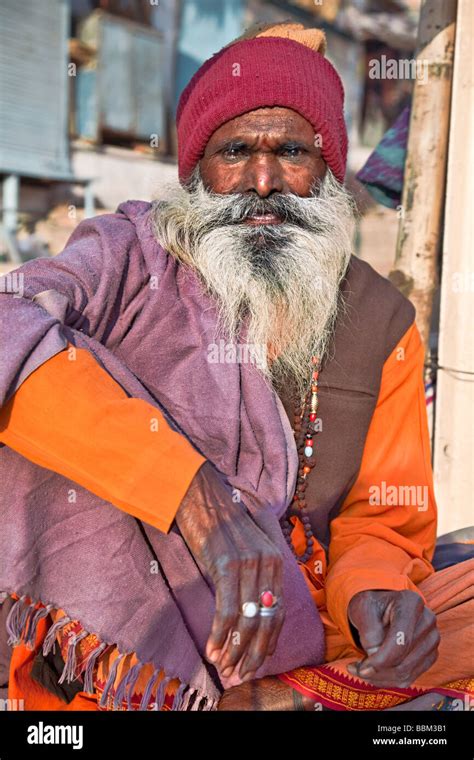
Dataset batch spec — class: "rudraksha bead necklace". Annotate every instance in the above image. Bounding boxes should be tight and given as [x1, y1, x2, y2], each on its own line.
[280, 356, 320, 563]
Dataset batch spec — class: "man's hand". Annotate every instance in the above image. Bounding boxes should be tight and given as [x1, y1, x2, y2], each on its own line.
[175, 461, 285, 684]
[347, 589, 440, 688]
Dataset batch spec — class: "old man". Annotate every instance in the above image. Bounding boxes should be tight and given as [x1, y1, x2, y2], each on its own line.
[0, 23, 472, 712]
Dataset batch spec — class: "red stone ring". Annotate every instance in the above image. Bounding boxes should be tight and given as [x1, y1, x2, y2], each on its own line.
[259, 590, 278, 616]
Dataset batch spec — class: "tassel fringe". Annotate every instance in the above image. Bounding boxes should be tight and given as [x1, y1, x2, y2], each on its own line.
[58, 630, 89, 684]
[24, 604, 54, 649]
[153, 675, 171, 711]
[139, 667, 160, 711]
[99, 652, 126, 709]
[113, 660, 140, 710]
[6, 595, 28, 645]
[42, 615, 71, 657]
[172, 682, 188, 711]
[82, 642, 108, 694]
[2, 591, 218, 711]
[126, 663, 143, 710]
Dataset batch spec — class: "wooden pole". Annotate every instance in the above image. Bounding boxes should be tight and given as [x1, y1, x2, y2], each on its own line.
[389, 0, 457, 350]
[433, 0, 474, 535]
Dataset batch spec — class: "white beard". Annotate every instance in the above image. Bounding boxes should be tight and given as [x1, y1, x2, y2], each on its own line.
[151, 168, 356, 396]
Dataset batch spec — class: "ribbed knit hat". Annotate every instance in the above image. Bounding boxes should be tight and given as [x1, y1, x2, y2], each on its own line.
[177, 23, 347, 184]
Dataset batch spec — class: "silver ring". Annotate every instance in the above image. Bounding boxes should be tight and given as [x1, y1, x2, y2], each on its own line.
[241, 601, 259, 618]
[259, 604, 279, 617]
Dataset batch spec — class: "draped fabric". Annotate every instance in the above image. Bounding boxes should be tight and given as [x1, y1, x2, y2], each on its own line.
[0, 201, 325, 710]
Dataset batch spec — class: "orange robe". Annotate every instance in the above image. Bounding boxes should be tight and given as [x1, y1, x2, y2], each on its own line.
[1, 321, 471, 710]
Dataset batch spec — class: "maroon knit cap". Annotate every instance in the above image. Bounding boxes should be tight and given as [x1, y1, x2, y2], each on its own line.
[177, 36, 347, 185]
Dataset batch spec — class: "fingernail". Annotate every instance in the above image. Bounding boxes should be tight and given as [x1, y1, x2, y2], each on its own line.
[221, 667, 233, 677]
[366, 646, 380, 656]
[359, 666, 375, 677]
[208, 650, 219, 663]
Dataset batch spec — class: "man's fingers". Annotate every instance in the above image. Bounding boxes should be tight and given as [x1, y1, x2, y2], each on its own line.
[218, 619, 258, 675]
[206, 556, 240, 659]
[237, 555, 284, 679]
[394, 629, 440, 686]
[210, 629, 232, 669]
[217, 553, 262, 674]
[357, 622, 440, 687]
[207, 605, 239, 663]
[361, 595, 431, 673]
[349, 591, 387, 654]
[246, 606, 285, 669]
[356, 625, 440, 688]
[215, 548, 283, 678]
[238, 611, 285, 680]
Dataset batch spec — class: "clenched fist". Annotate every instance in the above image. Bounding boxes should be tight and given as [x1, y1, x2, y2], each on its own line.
[347, 589, 440, 688]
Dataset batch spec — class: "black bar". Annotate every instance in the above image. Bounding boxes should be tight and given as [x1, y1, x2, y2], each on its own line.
[0, 708, 472, 758]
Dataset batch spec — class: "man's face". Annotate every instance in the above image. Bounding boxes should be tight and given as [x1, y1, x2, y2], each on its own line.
[199, 107, 327, 208]
[153, 108, 353, 393]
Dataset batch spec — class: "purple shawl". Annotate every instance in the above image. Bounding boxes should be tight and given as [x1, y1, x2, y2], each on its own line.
[0, 200, 324, 710]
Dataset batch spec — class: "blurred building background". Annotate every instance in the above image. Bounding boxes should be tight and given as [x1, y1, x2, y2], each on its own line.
[0, 0, 421, 271]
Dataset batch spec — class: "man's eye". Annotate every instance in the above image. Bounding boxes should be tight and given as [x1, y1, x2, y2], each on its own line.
[223, 146, 244, 159]
[282, 146, 303, 158]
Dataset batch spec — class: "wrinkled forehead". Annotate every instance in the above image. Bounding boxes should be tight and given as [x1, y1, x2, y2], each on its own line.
[204, 107, 316, 148]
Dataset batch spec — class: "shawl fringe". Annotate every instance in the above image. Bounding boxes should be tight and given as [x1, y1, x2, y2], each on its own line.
[3, 593, 218, 711]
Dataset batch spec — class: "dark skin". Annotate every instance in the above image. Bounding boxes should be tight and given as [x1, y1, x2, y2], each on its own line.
[176, 461, 285, 686]
[199, 107, 326, 201]
[175, 107, 440, 701]
[347, 589, 440, 687]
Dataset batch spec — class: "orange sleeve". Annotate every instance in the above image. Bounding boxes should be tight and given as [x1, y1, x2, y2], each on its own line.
[324, 321, 437, 650]
[0, 345, 205, 533]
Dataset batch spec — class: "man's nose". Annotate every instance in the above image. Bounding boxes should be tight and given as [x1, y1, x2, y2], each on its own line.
[240, 155, 284, 197]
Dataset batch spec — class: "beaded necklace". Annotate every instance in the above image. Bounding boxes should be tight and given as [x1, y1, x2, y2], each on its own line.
[280, 356, 320, 563]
